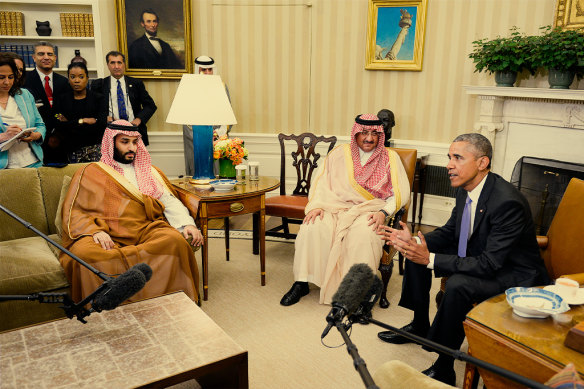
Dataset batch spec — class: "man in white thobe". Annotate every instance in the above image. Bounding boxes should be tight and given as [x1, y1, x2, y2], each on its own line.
[280, 113, 410, 306]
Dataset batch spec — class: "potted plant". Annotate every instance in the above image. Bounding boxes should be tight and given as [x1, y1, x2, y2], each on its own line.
[469, 27, 535, 87]
[213, 135, 249, 178]
[532, 26, 584, 89]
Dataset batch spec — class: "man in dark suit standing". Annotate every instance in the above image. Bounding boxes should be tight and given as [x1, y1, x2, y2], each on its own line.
[376, 133, 549, 385]
[128, 9, 182, 69]
[24, 41, 71, 163]
[90, 51, 157, 145]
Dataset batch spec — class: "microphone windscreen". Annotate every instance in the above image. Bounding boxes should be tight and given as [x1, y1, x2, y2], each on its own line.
[134, 263, 153, 281]
[92, 266, 147, 311]
[331, 263, 375, 315]
[360, 276, 383, 314]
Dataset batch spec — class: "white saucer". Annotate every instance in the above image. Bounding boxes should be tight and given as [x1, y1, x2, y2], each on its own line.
[544, 285, 584, 305]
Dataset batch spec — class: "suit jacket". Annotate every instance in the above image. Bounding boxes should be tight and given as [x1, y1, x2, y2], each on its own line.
[426, 172, 549, 288]
[90, 76, 157, 145]
[128, 35, 182, 69]
[23, 69, 71, 136]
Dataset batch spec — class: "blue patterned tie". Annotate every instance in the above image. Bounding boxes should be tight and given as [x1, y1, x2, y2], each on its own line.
[458, 195, 472, 257]
[117, 80, 128, 120]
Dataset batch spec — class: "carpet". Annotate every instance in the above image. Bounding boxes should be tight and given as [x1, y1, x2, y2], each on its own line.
[194, 237, 468, 388]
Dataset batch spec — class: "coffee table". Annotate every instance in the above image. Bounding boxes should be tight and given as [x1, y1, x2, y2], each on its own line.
[463, 292, 584, 388]
[0, 292, 248, 388]
[172, 176, 280, 300]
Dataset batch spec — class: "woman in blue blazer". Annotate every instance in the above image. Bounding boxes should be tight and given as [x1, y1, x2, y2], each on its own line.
[0, 53, 46, 169]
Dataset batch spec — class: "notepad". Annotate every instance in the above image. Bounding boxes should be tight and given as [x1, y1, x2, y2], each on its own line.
[0, 127, 37, 152]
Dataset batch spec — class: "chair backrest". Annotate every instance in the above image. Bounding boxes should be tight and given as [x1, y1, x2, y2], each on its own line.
[542, 178, 584, 279]
[278, 133, 337, 196]
[390, 147, 417, 193]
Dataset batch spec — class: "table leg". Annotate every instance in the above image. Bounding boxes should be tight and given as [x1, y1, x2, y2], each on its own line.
[252, 213, 259, 255]
[260, 198, 266, 286]
[224, 217, 230, 261]
[200, 208, 209, 301]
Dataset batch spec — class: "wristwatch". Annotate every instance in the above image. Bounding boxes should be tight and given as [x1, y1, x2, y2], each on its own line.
[379, 209, 391, 225]
[78, 118, 83, 125]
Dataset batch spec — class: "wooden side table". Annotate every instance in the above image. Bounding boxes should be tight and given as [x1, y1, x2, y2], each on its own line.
[411, 154, 429, 232]
[463, 292, 584, 389]
[172, 177, 280, 300]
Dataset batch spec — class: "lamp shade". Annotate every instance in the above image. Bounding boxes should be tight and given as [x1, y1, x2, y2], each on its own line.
[166, 74, 237, 126]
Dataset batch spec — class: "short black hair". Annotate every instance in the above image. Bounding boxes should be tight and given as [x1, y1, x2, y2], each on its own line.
[140, 9, 159, 23]
[453, 133, 493, 169]
[106, 50, 126, 63]
[67, 61, 88, 76]
[33, 41, 56, 53]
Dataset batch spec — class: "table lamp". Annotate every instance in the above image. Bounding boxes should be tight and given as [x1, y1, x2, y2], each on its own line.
[166, 74, 237, 183]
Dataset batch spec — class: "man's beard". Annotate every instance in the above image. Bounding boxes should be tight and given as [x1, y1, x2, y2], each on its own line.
[113, 147, 135, 164]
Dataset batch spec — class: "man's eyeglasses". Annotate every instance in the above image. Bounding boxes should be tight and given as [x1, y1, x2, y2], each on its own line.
[358, 130, 380, 138]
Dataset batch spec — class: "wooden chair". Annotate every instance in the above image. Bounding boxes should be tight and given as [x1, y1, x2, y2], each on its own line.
[538, 177, 584, 282]
[264, 132, 337, 239]
[378, 147, 417, 308]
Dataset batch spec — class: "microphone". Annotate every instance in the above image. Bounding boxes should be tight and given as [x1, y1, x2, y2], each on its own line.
[350, 276, 383, 321]
[91, 263, 152, 311]
[321, 264, 376, 338]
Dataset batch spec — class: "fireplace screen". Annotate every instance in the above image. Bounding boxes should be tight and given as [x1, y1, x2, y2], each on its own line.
[511, 157, 584, 235]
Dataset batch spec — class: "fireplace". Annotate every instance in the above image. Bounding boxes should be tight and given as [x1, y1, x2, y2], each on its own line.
[511, 157, 584, 235]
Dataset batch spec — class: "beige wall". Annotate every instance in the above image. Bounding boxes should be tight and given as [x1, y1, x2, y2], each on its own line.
[97, 0, 570, 142]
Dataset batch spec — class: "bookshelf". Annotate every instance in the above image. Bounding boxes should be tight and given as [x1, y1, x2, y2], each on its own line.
[0, 0, 104, 77]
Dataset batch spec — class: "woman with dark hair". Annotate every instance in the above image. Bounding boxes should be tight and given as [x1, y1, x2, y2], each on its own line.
[0, 52, 46, 169]
[2, 52, 25, 89]
[53, 62, 107, 163]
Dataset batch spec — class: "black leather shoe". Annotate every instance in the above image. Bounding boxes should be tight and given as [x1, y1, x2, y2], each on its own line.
[377, 322, 428, 344]
[280, 282, 309, 306]
[422, 364, 456, 386]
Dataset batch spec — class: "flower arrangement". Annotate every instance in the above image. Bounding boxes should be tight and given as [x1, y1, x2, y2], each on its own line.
[213, 135, 249, 165]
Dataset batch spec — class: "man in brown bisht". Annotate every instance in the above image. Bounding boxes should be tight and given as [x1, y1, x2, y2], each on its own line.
[59, 120, 203, 304]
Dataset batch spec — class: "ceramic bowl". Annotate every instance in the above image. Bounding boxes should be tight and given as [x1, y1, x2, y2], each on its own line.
[209, 179, 237, 192]
[505, 287, 570, 318]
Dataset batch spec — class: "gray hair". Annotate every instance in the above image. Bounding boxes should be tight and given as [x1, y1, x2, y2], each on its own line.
[33, 41, 55, 53]
[452, 133, 492, 169]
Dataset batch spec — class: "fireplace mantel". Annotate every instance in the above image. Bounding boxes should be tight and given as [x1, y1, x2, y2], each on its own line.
[464, 85, 584, 179]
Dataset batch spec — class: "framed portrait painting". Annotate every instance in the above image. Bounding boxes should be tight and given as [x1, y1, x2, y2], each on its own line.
[554, 0, 584, 30]
[365, 0, 428, 71]
[115, 0, 193, 79]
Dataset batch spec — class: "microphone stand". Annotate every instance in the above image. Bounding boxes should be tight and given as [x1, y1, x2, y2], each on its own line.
[351, 316, 550, 389]
[0, 203, 111, 323]
[333, 319, 379, 389]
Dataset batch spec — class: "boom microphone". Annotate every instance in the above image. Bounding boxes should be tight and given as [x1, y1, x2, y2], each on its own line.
[350, 276, 383, 321]
[321, 264, 376, 338]
[92, 263, 152, 311]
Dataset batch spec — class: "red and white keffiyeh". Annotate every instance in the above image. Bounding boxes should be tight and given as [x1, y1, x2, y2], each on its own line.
[100, 120, 163, 199]
[350, 114, 393, 199]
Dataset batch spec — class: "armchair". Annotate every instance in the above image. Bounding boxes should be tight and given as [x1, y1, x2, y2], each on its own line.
[378, 147, 417, 308]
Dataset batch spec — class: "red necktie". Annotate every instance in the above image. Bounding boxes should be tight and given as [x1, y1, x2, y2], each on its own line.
[44, 76, 53, 107]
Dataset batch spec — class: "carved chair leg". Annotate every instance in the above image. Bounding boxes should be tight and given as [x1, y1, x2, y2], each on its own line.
[282, 217, 290, 237]
[398, 253, 404, 275]
[224, 217, 230, 261]
[378, 247, 395, 309]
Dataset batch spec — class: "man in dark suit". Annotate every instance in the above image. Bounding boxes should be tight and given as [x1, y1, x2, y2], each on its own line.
[376, 133, 549, 385]
[128, 9, 182, 69]
[90, 51, 157, 145]
[24, 41, 71, 163]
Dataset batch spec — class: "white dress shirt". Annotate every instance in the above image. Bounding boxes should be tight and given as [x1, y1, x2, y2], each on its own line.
[108, 76, 135, 121]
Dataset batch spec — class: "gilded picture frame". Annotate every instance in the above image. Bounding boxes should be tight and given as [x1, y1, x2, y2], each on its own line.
[554, 0, 584, 30]
[115, 0, 193, 79]
[365, 0, 428, 71]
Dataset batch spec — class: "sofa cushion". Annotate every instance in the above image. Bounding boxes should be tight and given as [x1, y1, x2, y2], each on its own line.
[0, 236, 69, 295]
[0, 168, 46, 241]
[38, 164, 88, 235]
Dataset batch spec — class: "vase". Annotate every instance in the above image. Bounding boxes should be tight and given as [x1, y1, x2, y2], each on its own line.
[35, 21, 52, 36]
[218, 158, 236, 178]
[494, 70, 517, 87]
[548, 68, 575, 89]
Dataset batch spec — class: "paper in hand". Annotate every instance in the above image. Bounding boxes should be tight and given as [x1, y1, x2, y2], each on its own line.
[0, 127, 37, 151]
